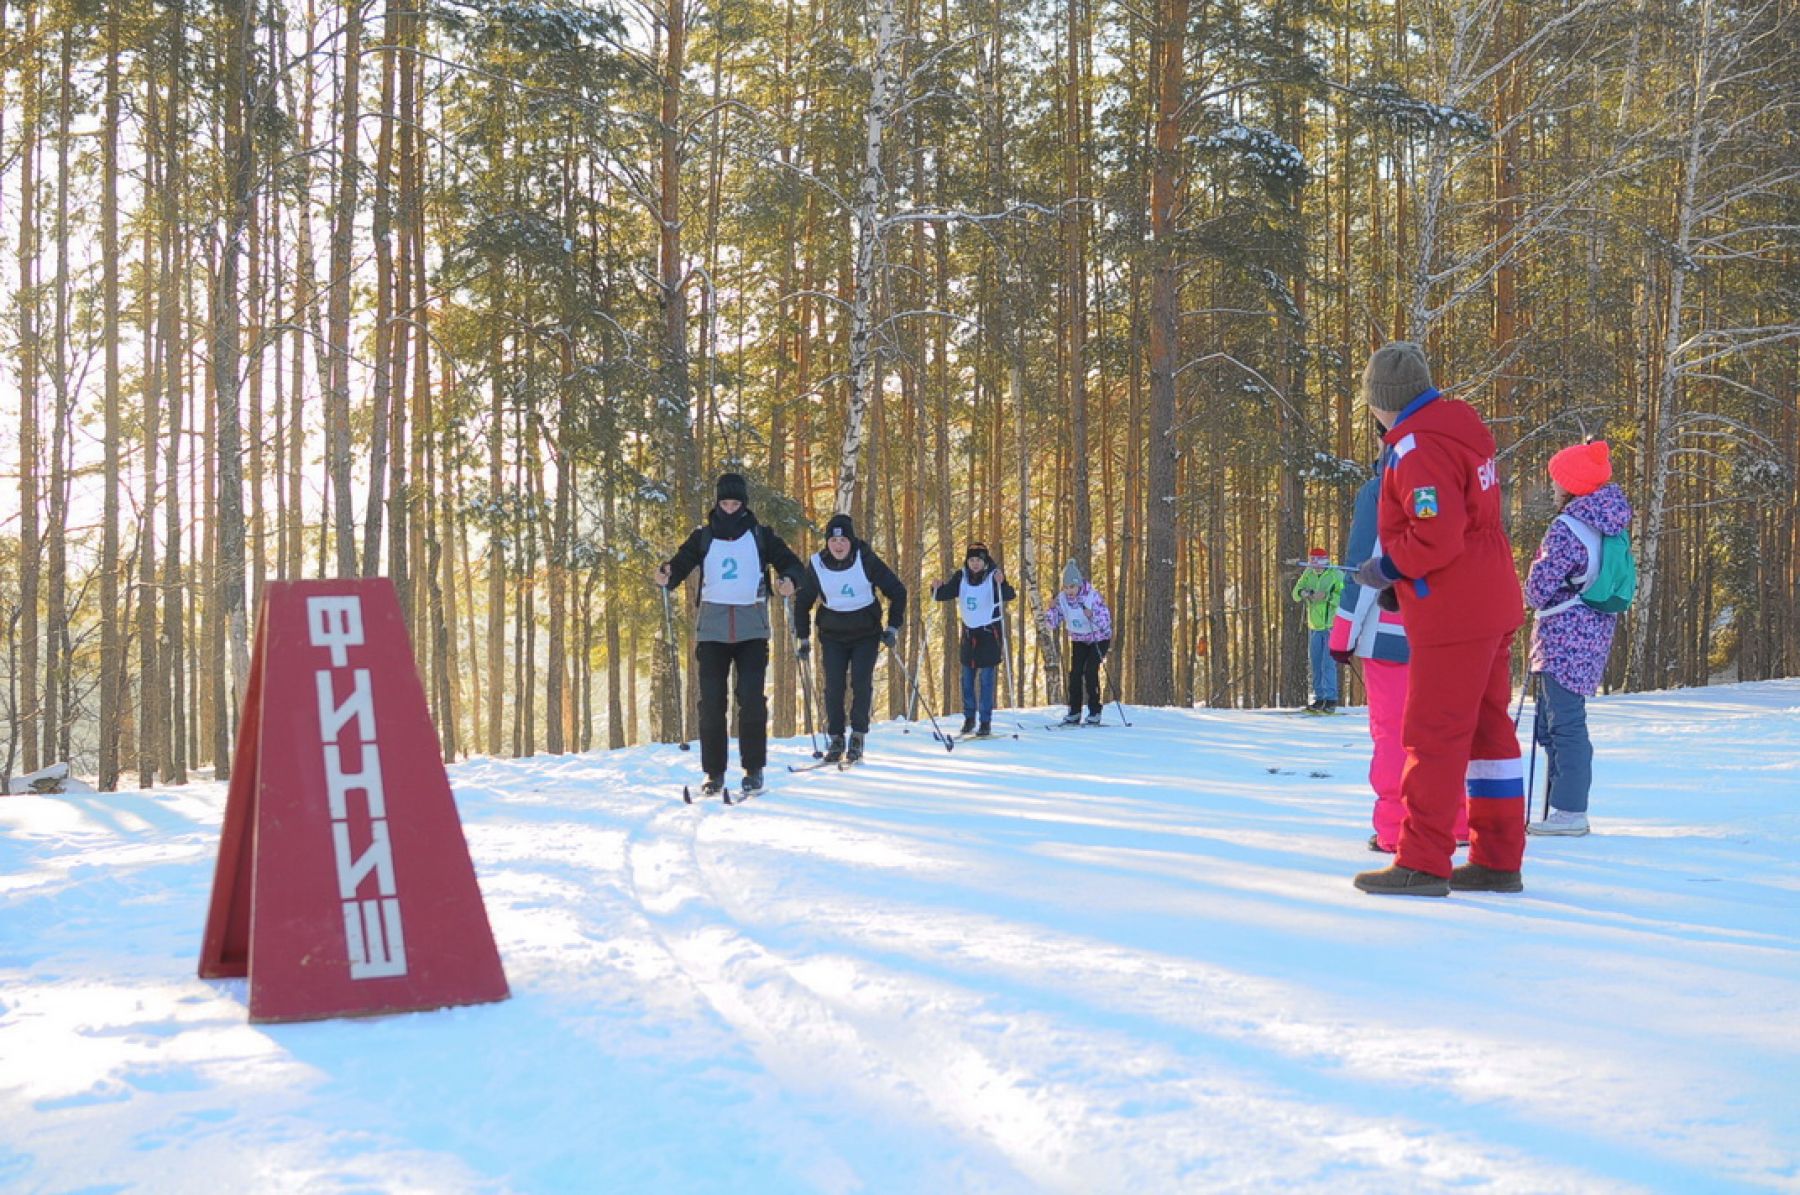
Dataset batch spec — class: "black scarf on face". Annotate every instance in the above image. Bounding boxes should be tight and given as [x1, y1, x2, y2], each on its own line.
[708, 505, 755, 541]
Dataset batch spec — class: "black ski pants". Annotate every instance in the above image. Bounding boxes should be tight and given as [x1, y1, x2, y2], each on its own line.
[820, 636, 880, 735]
[696, 637, 769, 777]
[1067, 638, 1110, 716]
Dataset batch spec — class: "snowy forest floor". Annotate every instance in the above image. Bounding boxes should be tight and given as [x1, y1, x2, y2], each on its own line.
[4, 681, 1799, 1193]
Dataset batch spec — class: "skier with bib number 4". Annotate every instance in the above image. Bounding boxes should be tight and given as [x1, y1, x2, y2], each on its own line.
[1524, 440, 1635, 838]
[934, 543, 1016, 737]
[792, 514, 908, 765]
[654, 473, 807, 799]
[1041, 560, 1113, 725]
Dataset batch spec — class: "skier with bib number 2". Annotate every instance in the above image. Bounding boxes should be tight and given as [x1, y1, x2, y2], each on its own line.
[654, 473, 807, 799]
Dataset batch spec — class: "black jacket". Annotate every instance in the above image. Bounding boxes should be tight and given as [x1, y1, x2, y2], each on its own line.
[933, 562, 1016, 667]
[662, 507, 807, 643]
[793, 540, 908, 643]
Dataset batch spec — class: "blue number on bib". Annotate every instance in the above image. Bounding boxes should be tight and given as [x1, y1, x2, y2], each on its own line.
[965, 596, 978, 611]
[841, 583, 856, 598]
[721, 558, 739, 580]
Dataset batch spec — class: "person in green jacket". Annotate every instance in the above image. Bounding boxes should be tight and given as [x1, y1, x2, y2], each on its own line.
[1293, 547, 1345, 712]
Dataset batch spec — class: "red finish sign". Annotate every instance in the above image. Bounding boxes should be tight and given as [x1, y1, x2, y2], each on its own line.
[198, 579, 509, 1022]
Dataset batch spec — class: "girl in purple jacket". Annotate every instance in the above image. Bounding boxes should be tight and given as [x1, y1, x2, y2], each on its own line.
[1042, 561, 1114, 724]
[1525, 440, 1633, 837]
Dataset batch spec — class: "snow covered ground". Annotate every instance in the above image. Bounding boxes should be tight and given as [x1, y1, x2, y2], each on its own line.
[4, 680, 1798, 1193]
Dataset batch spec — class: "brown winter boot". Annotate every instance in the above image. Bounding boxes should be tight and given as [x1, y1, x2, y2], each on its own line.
[1353, 864, 1450, 897]
[1449, 862, 1524, 893]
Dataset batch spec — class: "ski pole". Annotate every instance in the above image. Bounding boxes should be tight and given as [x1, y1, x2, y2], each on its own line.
[1524, 671, 1545, 822]
[1098, 640, 1133, 727]
[890, 647, 954, 752]
[659, 585, 691, 751]
[784, 596, 824, 759]
[996, 605, 1018, 720]
[1291, 559, 1431, 599]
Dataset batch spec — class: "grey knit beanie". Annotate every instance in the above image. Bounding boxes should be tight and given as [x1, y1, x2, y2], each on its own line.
[1061, 560, 1083, 588]
[1361, 341, 1434, 413]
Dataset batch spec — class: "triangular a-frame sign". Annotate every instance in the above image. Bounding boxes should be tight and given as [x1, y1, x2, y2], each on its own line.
[199, 579, 508, 1022]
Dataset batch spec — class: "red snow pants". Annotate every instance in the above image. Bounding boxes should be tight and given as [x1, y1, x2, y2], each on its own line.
[1395, 631, 1526, 878]
[1364, 658, 1469, 851]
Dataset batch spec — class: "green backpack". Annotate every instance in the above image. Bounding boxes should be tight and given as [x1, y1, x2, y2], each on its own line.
[1545, 514, 1637, 615]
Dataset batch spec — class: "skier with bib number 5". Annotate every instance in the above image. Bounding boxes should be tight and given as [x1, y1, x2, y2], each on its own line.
[934, 543, 1016, 737]
[654, 473, 807, 799]
[792, 514, 908, 764]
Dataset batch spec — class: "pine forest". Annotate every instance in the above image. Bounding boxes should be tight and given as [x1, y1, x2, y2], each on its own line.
[0, 0, 1795, 790]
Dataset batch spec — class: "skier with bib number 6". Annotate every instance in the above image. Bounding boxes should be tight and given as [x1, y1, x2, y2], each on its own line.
[1041, 560, 1114, 725]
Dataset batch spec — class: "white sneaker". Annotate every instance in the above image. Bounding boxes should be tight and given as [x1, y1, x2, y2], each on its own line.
[1528, 808, 1590, 837]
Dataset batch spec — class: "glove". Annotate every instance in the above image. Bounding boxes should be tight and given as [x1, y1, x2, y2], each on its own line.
[1330, 647, 1354, 666]
[882, 627, 899, 649]
[1377, 587, 1400, 613]
[795, 639, 811, 661]
[1353, 557, 1396, 591]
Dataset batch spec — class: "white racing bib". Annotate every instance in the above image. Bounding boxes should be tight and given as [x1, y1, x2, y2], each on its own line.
[702, 532, 762, 606]
[958, 573, 1000, 629]
[1056, 593, 1095, 636]
[813, 551, 875, 612]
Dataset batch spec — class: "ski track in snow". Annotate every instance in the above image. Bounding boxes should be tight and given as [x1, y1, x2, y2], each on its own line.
[3, 681, 1799, 1193]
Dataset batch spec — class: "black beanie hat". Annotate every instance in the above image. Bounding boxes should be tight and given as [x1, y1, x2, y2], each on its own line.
[965, 541, 990, 563]
[715, 472, 749, 504]
[825, 514, 856, 541]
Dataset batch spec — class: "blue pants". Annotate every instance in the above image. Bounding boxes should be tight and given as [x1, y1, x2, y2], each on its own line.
[1533, 672, 1592, 813]
[1308, 630, 1339, 703]
[961, 665, 997, 723]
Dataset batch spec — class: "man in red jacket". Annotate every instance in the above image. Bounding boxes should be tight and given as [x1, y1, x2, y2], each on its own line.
[1349, 342, 1527, 897]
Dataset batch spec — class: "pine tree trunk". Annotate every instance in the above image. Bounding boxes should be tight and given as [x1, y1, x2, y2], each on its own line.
[99, 4, 123, 789]
[1138, 0, 1186, 706]
[17, 0, 40, 775]
[326, 0, 364, 576]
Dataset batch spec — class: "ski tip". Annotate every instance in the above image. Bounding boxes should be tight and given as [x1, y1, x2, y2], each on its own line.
[682, 787, 694, 804]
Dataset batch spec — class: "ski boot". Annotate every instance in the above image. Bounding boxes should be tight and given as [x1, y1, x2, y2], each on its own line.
[740, 769, 765, 797]
[1084, 711, 1103, 726]
[700, 774, 726, 798]
[960, 714, 977, 736]
[975, 721, 993, 738]
[1060, 711, 1083, 726]
[823, 734, 846, 763]
[845, 731, 865, 763]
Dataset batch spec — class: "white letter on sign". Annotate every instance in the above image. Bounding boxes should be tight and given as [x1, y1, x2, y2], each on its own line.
[331, 818, 397, 900]
[343, 897, 408, 979]
[316, 668, 376, 742]
[323, 740, 387, 821]
[307, 596, 365, 666]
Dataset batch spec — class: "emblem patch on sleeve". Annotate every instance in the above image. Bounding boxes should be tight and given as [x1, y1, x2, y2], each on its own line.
[1412, 486, 1439, 518]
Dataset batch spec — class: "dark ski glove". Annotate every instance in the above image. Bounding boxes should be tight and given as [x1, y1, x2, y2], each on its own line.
[1353, 557, 1396, 592]
[795, 639, 811, 660]
[882, 627, 899, 648]
[1377, 588, 1400, 613]
[1330, 647, 1354, 666]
